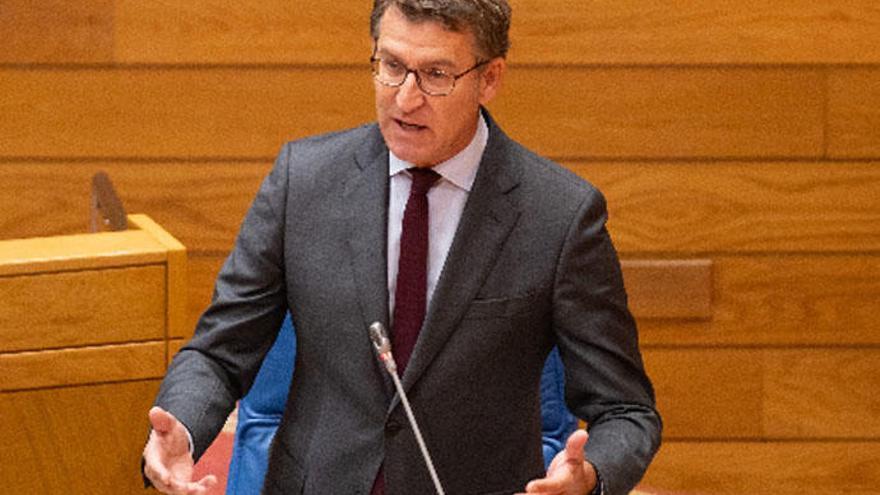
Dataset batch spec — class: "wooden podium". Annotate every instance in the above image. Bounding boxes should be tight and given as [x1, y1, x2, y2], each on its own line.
[0, 214, 188, 494]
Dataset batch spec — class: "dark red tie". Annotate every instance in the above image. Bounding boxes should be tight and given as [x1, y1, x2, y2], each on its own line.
[371, 167, 440, 495]
[391, 167, 440, 374]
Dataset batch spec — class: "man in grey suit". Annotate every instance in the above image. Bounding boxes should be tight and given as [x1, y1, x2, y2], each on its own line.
[142, 1, 661, 494]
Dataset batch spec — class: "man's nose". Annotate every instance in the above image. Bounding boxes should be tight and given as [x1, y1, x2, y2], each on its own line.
[395, 72, 425, 112]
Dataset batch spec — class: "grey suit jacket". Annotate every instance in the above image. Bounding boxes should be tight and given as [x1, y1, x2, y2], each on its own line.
[154, 113, 661, 495]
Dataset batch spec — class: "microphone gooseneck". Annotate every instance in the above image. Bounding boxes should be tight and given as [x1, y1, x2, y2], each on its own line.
[368, 322, 445, 495]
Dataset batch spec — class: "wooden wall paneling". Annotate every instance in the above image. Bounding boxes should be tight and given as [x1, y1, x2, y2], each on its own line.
[621, 259, 713, 319]
[763, 349, 880, 439]
[642, 348, 764, 439]
[492, 68, 824, 159]
[639, 254, 880, 346]
[114, 0, 373, 65]
[0, 162, 104, 240]
[0, 380, 160, 494]
[0, 265, 166, 352]
[0, 162, 270, 248]
[643, 441, 880, 494]
[644, 348, 880, 441]
[0, 68, 375, 159]
[571, 161, 880, 254]
[0, 0, 114, 64]
[0, 341, 166, 391]
[0, 68, 824, 160]
[111, 0, 880, 65]
[510, 0, 880, 65]
[828, 68, 880, 159]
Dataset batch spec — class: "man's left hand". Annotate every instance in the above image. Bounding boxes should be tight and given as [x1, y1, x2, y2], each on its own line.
[519, 429, 597, 495]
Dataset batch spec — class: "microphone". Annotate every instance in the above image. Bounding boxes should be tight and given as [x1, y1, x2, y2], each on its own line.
[368, 322, 445, 495]
[369, 321, 397, 374]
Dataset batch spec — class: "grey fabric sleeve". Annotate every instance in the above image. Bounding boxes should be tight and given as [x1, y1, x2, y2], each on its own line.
[552, 188, 662, 495]
[151, 143, 293, 461]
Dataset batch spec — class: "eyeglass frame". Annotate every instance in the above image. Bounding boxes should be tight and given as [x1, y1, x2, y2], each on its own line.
[370, 55, 490, 96]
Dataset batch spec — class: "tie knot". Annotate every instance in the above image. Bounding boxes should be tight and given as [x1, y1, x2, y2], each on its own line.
[408, 167, 441, 195]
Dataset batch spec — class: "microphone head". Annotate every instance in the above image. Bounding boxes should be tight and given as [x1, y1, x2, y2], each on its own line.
[369, 321, 391, 354]
[368, 322, 398, 375]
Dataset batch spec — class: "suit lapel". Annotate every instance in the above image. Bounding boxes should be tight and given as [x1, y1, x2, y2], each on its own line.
[343, 127, 395, 396]
[395, 120, 522, 403]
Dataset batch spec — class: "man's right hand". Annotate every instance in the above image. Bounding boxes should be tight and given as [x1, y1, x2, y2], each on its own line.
[142, 406, 217, 495]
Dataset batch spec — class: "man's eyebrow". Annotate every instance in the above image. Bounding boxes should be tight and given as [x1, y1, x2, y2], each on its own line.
[374, 48, 456, 69]
[422, 59, 457, 70]
[374, 47, 398, 59]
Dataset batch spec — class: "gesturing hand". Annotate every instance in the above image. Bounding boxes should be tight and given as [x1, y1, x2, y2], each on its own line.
[142, 406, 217, 495]
[519, 429, 598, 495]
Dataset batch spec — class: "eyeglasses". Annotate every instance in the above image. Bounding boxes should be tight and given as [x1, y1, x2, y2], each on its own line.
[370, 56, 489, 96]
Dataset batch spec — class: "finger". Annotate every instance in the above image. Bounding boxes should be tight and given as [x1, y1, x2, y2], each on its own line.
[195, 474, 218, 489]
[524, 431, 590, 493]
[145, 465, 182, 495]
[176, 474, 218, 495]
[545, 449, 566, 474]
[153, 468, 210, 495]
[563, 429, 589, 463]
[149, 406, 178, 434]
[168, 477, 197, 495]
[143, 462, 171, 491]
[524, 473, 567, 493]
[524, 464, 571, 493]
[149, 407, 193, 457]
[143, 433, 173, 485]
[145, 459, 193, 495]
[517, 489, 560, 495]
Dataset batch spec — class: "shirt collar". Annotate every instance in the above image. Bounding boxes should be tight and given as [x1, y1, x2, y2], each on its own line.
[388, 113, 488, 192]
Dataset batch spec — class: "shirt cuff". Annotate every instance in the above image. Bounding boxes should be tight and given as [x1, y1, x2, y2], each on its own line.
[590, 465, 605, 495]
[184, 425, 195, 455]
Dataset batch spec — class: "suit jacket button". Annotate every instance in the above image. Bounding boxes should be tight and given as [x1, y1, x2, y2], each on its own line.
[385, 419, 403, 434]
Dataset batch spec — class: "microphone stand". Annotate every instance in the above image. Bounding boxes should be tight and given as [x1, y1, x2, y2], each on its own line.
[369, 322, 446, 495]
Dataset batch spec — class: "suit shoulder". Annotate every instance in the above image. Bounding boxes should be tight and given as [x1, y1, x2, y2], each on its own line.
[504, 139, 605, 209]
[269, 123, 383, 190]
[279, 123, 378, 166]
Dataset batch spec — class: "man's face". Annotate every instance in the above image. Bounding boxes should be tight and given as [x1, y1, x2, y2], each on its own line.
[373, 7, 504, 167]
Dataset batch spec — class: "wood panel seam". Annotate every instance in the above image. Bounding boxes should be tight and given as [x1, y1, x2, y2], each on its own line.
[0, 261, 166, 280]
[0, 338, 168, 356]
[0, 377, 162, 395]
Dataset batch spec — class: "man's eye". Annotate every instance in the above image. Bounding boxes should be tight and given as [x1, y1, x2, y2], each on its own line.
[423, 68, 449, 81]
[383, 60, 404, 72]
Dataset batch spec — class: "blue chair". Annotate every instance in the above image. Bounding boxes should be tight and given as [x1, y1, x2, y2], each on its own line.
[226, 315, 577, 494]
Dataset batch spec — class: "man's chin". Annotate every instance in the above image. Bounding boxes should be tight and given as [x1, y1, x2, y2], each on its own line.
[387, 144, 435, 167]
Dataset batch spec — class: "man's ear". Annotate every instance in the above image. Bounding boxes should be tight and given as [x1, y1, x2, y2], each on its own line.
[478, 57, 506, 105]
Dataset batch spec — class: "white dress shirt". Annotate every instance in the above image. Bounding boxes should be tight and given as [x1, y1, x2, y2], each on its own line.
[387, 114, 489, 320]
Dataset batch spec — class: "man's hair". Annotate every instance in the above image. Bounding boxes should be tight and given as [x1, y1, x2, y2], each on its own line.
[370, 0, 511, 59]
